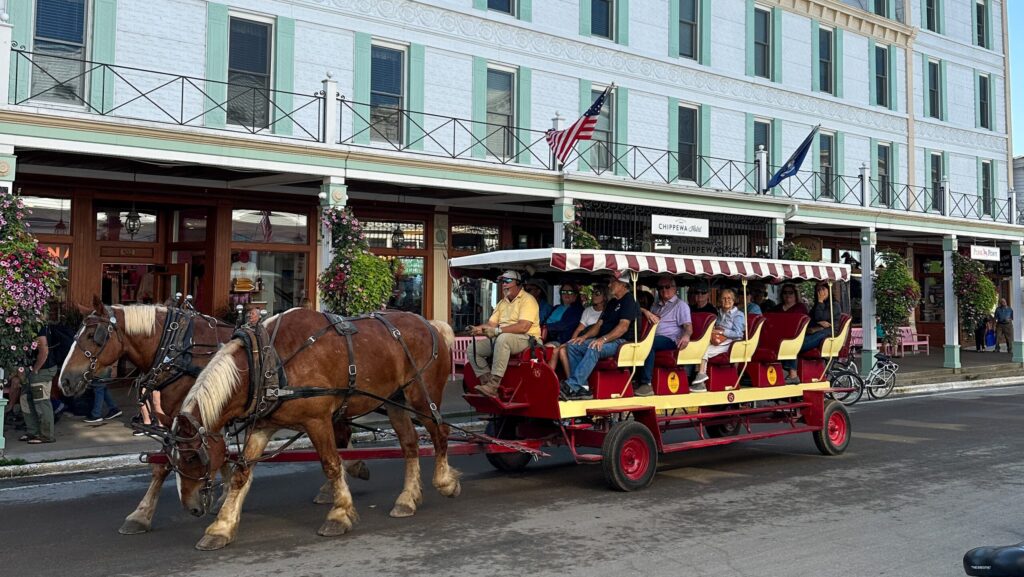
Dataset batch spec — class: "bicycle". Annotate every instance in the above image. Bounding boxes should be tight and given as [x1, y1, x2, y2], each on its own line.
[827, 353, 899, 406]
[827, 364, 864, 406]
[863, 353, 899, 400]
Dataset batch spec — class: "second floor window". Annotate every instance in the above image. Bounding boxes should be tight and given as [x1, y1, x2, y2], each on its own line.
[925, 0, 939, 32]
[488, 0, 514, 15]
[754, 8, 772, 79]
[678, 105, 698, 182]
[678, 0, 698, 60]
[874, 45, 889, 108]
[818, 27, 834, 95]
[819, 132, 835, 198]
[930, 153, 944, 211]
[873, 0, 888, 17]
[592, 0, 614, 40]
[227, 17, 272, 129]
[980, 160, 993, 216]
[975, 0, 988, 48]
[370, 45, 405, 145]
[485, 68, 514, 160]
[927, 60, 942, 120]
[876, 143, 891, 207]
[590, 88, 613, 172]
[33, 0, 88, 105]
[979, 74, 991, 130]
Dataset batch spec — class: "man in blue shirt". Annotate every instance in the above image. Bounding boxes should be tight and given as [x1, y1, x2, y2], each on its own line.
[636, 275, 693, 396]
[994, 298, 1013, 354]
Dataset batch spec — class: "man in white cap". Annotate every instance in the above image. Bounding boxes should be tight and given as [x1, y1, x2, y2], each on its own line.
[469, 270, 542, 398]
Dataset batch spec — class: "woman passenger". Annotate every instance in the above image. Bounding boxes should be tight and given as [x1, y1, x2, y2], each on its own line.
[782, 283, 840, 384]
[774, 283, 808, 315]
[691, 288, 745, 391]
[543, 283, 584, 345]
[550, 285, 607, 376]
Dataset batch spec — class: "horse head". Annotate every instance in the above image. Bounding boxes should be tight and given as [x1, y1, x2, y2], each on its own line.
[59, 296, 127, 397]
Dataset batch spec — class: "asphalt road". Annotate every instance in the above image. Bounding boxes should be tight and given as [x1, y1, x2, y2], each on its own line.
[2, 386, 1022, 577]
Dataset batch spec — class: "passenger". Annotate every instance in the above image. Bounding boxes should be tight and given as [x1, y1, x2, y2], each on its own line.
[782, 282, 840, 384]
[549, 285, 607, 375]
[690, 281, 717, 314]
[750, 283, 776, 311]
[742, 292, 762, 315]
[523, 278, 553, 324]
[637, 288, 655, 311]
[691, 288, 746, 391]
[635, 275, 693, 397]
[561, 271, 641, 400]
[469, 270, 542, 398]
[774, 283, 808, 314]
[543, 283, 585, 345]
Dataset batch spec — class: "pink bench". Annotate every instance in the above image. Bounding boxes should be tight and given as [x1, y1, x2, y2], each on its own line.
[897, 326, 929, 355]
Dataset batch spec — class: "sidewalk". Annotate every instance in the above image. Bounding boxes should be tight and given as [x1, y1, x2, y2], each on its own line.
[3, 370, 1022, 478]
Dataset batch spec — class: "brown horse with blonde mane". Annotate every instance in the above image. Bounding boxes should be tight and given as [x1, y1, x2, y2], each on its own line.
[170, 308, 459, 551]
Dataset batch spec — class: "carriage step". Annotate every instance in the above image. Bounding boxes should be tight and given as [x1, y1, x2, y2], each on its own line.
[575, 454, 602, 463]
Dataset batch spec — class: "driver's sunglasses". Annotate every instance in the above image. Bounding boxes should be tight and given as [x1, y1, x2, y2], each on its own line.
[497, 277, 515, 284]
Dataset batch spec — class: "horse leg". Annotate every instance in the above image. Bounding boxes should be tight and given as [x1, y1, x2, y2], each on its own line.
[214, 462, 234, 512]
[315, 422, 369, 504]
[385, 405, 423, 518]
[195, 427, 275, 551]
[422, 419, 462, 498]
[119, 463, 172, 534]
[306, 419, 359, 537]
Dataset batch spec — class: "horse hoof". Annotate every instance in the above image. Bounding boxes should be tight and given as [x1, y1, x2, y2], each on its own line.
[448, 481, 462, 498]
[437, 480, 461, 498]
[348, 461, 370, 481]
[195, 534, 231, 551]
[389, 502, 417, 518]
[317, 520, 352, 537]
[118, 519, 151, 535]
[313, 489, 333, 505]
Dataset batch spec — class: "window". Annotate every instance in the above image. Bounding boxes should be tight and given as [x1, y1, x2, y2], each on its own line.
[980, 160, 993, 216]
[678, 0, 698, 60]
[753, 8, 772, 79]
[228, 250, 307, 314]
[873, 0, 888, 17]
[819, 132, 835, 198]
[925, 0, 939, 32]
[370, 45, 405, 144]
[32, 0, 88, 104]
[678, 105, 698, 182]
[22, 196, 71, 236]
[979, 74, 991, 130]
[95, 205, 158, 243]
[590, 88, 613, 172]
[975, 0, 988, 48]
[592, 0, 614, 40]
[927, 60, 941, 119]
[488, 0, 514, 15]
[231, 210, 308, 244]
[485, 68, 515, 160]
[930, 153, 944, 211]
[818, 27, 834, 95]
[874, 45, 889, 107]
[227, 17, 272, 129]
[877, 143, 891, 207]
[754, 119, 771, 168]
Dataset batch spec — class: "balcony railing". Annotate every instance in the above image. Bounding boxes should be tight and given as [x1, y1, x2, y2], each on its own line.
[11, 48, 324, 142]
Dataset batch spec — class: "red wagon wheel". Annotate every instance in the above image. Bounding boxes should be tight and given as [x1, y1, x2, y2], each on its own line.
[601, 421, 657, 491]
[484, 417, 532, 473]
[813, 400, 851, 456]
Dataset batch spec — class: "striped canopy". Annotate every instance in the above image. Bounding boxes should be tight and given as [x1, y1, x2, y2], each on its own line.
[449, 249, 849, 282]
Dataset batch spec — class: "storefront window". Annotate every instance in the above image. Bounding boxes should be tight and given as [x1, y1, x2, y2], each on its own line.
[171, 250, 208, 311]
[363, 220, 426, 250]
[174, 209, 207, 242]
[384, 256, 424, 315]
[39, 244, 71, 319]
[22, 196, 71, 236]
[451, 225, 499, 253]
[920, 257, 944, 323]
[231, 210, 308, 244]
[95, 206, 158, 242]
[229, 250, 307, 314]
[452, 277, 495, 330]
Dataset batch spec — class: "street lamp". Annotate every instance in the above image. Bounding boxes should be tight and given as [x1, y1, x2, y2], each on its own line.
[391, 225, 405, 250]
[125, 202, 142, 239]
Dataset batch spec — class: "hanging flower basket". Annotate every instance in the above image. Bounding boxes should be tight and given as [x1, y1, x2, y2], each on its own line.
[317, 206, 395, 316]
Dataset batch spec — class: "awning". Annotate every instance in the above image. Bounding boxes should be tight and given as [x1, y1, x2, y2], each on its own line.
[450, 249, 850, 282]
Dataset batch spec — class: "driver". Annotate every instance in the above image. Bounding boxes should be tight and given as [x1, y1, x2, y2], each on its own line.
[469, 270, 541, 398]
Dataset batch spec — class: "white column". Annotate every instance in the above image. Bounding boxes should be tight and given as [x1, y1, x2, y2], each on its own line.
[755, 145, 768, 194]
[860, 162, 871, 208]
[769, 217, 784, 260]
[550, 112, 564, 171]
[860, 228, 877, 376]
[941, 176, 951, 217]
[942, 235, 960, 369]
[322, 74, 339, 144]
[553, 196, 574, 249]
[0, 23, 12, 106]
[1009, 188, 1017, 225]
[317, 176, 347, 311]
[1012, 241, 1023, 363]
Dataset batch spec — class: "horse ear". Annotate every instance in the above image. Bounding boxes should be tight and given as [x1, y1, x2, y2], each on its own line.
[91, 294, 104, 311]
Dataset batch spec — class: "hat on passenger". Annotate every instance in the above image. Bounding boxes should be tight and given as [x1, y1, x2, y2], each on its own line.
[608, 270, 632, 286]
[692, 281, 710, 293]
[498, 270, 522, 283]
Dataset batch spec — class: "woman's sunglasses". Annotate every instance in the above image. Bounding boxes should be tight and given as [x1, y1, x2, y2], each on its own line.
[560, 290, 577, 295]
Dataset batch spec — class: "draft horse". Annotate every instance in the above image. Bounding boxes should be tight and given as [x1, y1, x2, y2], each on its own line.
[169, 308, 459, 551]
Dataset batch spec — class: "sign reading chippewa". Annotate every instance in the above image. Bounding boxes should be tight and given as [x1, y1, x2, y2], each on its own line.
[651, 215, 710, 238]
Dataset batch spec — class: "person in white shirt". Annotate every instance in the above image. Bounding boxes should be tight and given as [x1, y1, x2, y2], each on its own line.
[549, 284, 607, 376]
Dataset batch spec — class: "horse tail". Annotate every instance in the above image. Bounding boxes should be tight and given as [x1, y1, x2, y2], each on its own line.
[428, 319, 455, 349]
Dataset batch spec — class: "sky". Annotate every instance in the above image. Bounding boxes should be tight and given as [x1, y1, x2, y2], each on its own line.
[1011, 1, 1023, 157]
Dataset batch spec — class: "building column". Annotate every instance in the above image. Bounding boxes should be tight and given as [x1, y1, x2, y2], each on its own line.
[553, 196, 574, 249]
[943, 235, 960, 369]
[431, 209, 450, 322]
[769, 217, 784, 259]
[1011, 241, 1024, 363]
[317, 176, 347, 311]
[756, 145, 769, 194]
[860, 228, 877, 376]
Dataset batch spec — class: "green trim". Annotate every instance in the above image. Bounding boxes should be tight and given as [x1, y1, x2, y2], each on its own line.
[974, 70, 982, 129]
[9, 0, 31, 103]
[939, 60, 948, 120]
[614, 86, 628, 176]
[744, 0, 755, 77]
[699, 104, 711, 185]
[579, 0, 591, 36]
[667, 97, 679, 181]
[922, 53, 931, 118]
[520, 0, 533, 22]
[352, 32, 371, 145]
[0, 153, 18, 182]
[471, 56, 488, 159]
[616, 0, 629, 45]
[870, 137, 879, 206]
[699, 0, 711, 66]
[943, 344, 961, 369]
[811, 125, 820, 197]
[892, 142, 901, 189]
[770, 118, 781, 171]
[938, 0, 945, 34]
[771, 7, 782, 83]
[811, 20, 819, 93]
[976, 156, 984, 212]
[473, 0, 487, 9]
[668, 0, 679, 57]
[745, 112, 755, 193]
[407, 44, 425, 151]
[515, 66, 532, 163]
[89, 0, 116, 113]
[835, 28, 844, 98]
[205, 3, 229, 128]
[272, 17, 295, 136]
[835, 131, 845, 202]
[888, 0, 896, 19]
[579, 79, 592, 115]
[887, 44, 897, 111]
[868, 39, 876, 105]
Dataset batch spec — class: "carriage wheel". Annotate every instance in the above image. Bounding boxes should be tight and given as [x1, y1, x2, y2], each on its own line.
[813, 400, 851, 456]
[484, 418, 531, 473]
[601, 421, 657, 491]
[705, 404, 742, 438]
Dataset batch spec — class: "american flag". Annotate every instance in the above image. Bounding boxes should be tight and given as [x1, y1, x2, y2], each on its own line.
[258, 210, 273, 242]
[545, 86, 610, 166]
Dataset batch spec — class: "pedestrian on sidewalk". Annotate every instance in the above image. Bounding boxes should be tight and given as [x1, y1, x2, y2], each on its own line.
[83, 367, 122, 424]
[17, 324, 58, 444]
[994, 298, 1013, 354]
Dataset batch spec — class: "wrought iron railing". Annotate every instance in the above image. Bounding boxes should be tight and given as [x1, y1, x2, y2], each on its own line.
[770, 169, 863, 206]
[870, 181, 932, 214]
[11, 49, 324, 141]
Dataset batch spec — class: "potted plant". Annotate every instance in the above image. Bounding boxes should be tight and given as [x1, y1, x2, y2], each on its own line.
[318, 207, 395, 316]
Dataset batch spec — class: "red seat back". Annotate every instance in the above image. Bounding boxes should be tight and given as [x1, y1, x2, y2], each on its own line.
[755, 313, 811, 359]
[690, 312, 716, 342]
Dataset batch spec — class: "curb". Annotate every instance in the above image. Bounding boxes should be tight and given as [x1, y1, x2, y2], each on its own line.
[890, 375, 1024, 396]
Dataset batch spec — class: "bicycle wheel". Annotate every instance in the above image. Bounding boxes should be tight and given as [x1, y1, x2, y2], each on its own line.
[868, 366, 897, 399]
[829, 369, 863, 406]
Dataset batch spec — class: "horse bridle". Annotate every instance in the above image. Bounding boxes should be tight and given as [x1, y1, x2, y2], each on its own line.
[167, 411, 224, 514]
[76, 305, 123, 390]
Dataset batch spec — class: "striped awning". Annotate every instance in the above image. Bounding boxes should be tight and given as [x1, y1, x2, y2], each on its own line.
[449, 249, 849, 282]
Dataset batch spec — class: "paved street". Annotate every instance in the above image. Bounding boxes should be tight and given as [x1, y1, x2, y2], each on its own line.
[2, 386, 1022, 577]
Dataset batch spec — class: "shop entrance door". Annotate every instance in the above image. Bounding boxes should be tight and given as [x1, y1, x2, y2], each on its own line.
[101, 263, 189, 305]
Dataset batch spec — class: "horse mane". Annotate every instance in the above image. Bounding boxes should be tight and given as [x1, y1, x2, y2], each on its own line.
[118, 305, 165, 337]
[183, 340, 243, 427]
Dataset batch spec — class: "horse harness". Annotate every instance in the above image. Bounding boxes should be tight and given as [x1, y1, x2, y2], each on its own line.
[137, 307, 230, 396]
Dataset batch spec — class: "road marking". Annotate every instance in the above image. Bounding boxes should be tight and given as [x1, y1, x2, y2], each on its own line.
[884, 419, 967, 431]
[854, 432, 933, 444]
[658, 467, 748, 484]
[0, 472, 149, 493]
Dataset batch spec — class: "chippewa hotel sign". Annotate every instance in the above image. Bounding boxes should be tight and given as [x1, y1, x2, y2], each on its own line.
[651, 215, 710, 238]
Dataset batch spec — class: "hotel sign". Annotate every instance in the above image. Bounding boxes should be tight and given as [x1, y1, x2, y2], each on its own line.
[651, 215, 710, 238]
[970, 245, 1000, 262]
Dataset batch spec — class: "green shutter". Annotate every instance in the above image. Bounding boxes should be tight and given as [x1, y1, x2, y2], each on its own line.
[205, 3, 229, 128]
[699, 0, 711, 66]
[520, 0, 533, 22]
[869, 138, 879, 206]
[971, 0, 978, 46]
[9, 0, 32, 103]
[974, 70, 982, 128]
[579, 79, 592, 114]
[921, 53, 929, 118]
[88, 0, 116, 113]
[835, 28, 844, 98]
[976, 157, 984, 209]
[272, 17, 295, 136]
[770, 118, 782, 170]
[668, 0, 679, 57]
[407, 44, 425, 151]
[579, 0, 591, 36]
[515, 66, 532, 163]
[614, 86, 628, 176]
[892, 142, 901, 189]
[471, 57, 488, 159]
[771, 7, 782, 83]
[699, 105, 711, 185]
[811, 20, 820, 93]
[616, 0, 629, 45]
[352, 32, 371, 145]
[887, 45, 897, 111]
[473, 0, 487, 9]
[835, 131, 846, 202]
[868, 39, 876, 106]
[667, 97, 679, 181]
[745, 112, 755, 193]
[939, 60, 948, 120]
[744, 0, 754, 77]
